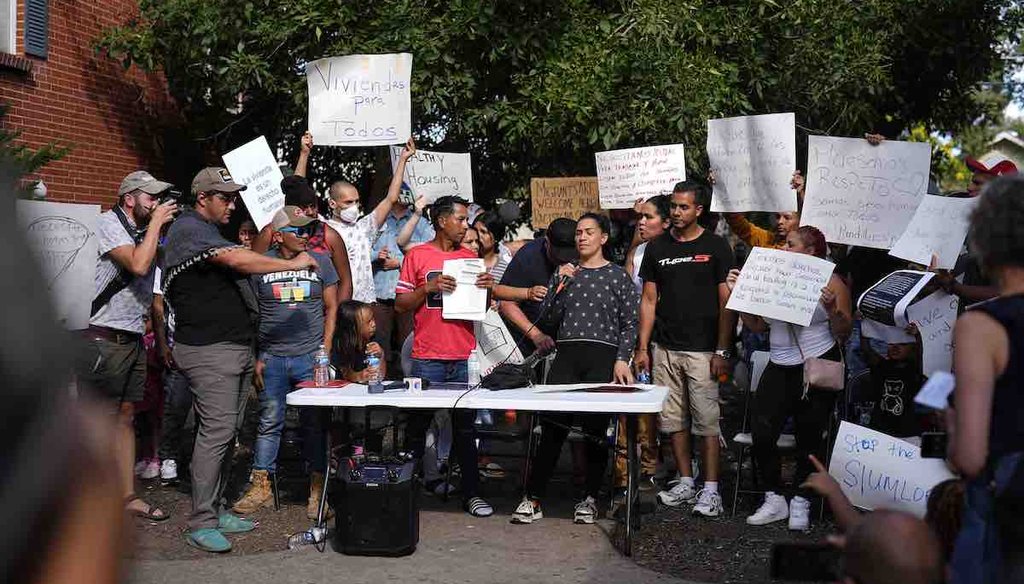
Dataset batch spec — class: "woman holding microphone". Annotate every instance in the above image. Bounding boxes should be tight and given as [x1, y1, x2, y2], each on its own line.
[511, 213, 640, 526]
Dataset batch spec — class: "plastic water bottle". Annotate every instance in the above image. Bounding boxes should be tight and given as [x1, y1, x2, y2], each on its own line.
[287, 526, 326, 549]
[366, 350, 383, 393]
[313, 345, 330, 386]
[637, 370, 651, 384]
[467, 349, 481, 386]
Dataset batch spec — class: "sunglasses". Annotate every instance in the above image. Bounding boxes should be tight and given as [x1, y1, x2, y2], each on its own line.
[279, 223, 317, 237]
[206, 192, 239, 204]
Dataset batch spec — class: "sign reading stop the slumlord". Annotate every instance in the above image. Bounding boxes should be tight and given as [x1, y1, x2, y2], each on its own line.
[307, 53, 412, 147]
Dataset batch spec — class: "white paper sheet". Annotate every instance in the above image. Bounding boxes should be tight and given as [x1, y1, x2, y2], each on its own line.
[802, 137, 931, 249]
[306, 53, 412, 147]
[828, 421, 954, 518]
[907, 290, 959, 375]
[389, 147, 473, 203]
[707, 112, 797, 212]
[17, 200, 100, 330]
[725, 247, 836, 326]
[889, 195, 977, 269]
[222, 136, 285, 230]
[441, 258, 487, 321]
[595, 144, 686, 209]
[913, 371, 956, 410]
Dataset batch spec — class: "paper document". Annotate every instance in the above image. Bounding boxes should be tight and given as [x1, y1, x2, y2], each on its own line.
[442, 258, 488, 321]
[914, 371, 956, 410]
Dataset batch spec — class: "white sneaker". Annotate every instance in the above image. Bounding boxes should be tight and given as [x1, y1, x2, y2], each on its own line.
[511, 497, 543, 524]
[788, 496, 811, 531]
[746, 491, 789, 526]
[138, 459, 160, 480]
[574, 496, 597, 524]
[692, 488, 723, 517]
[160, 459, 178, 481]
[657, 480, 697, 507]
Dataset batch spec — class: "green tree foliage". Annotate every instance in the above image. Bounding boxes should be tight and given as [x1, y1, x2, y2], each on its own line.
[97, 0, 1022, 209]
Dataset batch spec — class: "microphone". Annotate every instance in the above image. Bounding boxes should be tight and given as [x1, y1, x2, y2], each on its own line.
[554, 265, 577, 296]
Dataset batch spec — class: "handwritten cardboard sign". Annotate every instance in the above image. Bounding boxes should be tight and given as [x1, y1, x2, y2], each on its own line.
[307, 53, 412, 147]
[889, 195, 977, 269]
[802, 137, 931, 249]
[907, 290, 959, 376]
[17, 200, 100, 330]
[529, 177, 602, 228]
[707, 113, 797, 212]
[829, 421, 955, 517]
[595, 144, 686, 209]
[389, 147, 473, 203]
[222, 136, 286, 230]
[725, 247, 835, 326]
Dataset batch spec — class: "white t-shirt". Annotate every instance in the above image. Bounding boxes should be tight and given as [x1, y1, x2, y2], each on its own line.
[327, 214, 380, 304]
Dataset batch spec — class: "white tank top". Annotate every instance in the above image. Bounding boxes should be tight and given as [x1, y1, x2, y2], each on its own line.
[766, 301, 835, 366]
[630, 242, 647, 294]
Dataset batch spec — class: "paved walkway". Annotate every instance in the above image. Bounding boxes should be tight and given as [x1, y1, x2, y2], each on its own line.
[127, 507, 698, 584]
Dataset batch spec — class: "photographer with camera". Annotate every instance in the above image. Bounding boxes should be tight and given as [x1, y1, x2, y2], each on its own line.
[78, 170, 178, 525]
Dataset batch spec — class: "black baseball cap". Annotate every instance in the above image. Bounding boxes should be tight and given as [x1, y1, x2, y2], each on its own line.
[545, 217, 579, 264]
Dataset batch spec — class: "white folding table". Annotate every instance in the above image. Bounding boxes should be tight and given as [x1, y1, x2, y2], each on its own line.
[287, 383, 668, 556]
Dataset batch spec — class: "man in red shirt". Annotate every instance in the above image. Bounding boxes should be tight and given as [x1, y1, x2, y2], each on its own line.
[396, 196, 495, 517]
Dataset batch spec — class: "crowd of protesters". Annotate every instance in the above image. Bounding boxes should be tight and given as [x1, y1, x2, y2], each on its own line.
[65, 129, 1024, 584]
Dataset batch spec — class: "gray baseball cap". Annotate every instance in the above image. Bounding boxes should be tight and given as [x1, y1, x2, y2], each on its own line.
[118, 170, 173, 197]
[191, 167, 247, 195]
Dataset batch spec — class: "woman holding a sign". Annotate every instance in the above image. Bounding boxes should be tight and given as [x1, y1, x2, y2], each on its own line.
[726, 226, 852, 531]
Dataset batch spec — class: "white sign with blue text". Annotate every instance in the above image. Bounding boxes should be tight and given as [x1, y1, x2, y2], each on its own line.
[306, 53, 412, 147]
[828, 421, 955, 518]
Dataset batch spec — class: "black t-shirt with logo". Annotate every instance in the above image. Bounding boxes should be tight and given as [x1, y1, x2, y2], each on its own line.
[870, 358, 924, 438]
[639, 229, 734, 351]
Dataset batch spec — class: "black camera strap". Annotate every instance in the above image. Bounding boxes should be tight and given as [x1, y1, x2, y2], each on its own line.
[90, 206, 146, 317]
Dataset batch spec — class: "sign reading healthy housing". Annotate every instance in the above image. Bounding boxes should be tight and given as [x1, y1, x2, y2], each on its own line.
[389, 147, 473, 203]
[307, 53, 412, 147]
[802, 136, 930, 249]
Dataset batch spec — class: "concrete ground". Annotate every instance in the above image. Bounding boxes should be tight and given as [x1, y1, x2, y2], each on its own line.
[126, 503, 698, 584]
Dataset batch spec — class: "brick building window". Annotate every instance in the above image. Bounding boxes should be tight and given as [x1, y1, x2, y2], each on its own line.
[0, 0, 15, 54]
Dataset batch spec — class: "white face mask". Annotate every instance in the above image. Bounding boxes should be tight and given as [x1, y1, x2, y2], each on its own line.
[336, 205, 360, 223]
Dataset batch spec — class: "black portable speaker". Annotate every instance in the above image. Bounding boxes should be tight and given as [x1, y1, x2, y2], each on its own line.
[329, 460, 419, 556]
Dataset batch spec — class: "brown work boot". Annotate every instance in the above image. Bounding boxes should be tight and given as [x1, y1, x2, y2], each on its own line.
[233, 469, 273, 514]
[307, 471, 333, 520]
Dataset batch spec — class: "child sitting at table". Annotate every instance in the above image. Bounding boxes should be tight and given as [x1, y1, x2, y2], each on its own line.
[332, 300, 386, 383]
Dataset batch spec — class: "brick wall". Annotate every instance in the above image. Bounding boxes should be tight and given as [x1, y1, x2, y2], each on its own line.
[0, 0, 175, 208]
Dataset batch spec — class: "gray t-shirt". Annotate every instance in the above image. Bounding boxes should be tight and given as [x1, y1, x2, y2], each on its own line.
[252, 250, 338, 357]
[89, 210, 156, 334]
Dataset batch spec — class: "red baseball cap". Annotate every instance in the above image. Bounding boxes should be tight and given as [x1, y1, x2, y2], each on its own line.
[964, 153, 1019, 176]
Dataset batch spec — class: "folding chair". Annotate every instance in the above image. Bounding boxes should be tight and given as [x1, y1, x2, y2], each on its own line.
[730, 351, 797, 517]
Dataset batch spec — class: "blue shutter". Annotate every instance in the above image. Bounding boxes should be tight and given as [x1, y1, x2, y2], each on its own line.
[24, 0, 48, 58]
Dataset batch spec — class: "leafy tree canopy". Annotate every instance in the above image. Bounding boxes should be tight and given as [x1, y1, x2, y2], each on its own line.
[98, 0, 1023, 209]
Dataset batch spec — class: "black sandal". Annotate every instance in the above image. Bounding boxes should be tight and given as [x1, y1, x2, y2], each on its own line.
[125, 493, 169, 521]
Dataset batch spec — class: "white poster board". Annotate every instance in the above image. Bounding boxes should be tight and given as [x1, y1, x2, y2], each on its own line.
[707, 113, 797, 212]
[829, 421, 955, 518]
[389, 147, 473, 203]
[595, 144, 686, 209]
[725, 247, 836, 326]
[802, 137, 931, 249]
[17, 200, 100, 330]
[889, 195, 977, 269]
[475, 309, 524, 377]
[222, 136, 286, 230]
[306, 53, 412, 147]
[907, 290, 959, 376]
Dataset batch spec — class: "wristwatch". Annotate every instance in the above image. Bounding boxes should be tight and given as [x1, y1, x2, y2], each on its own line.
[714, 348, 733, 359]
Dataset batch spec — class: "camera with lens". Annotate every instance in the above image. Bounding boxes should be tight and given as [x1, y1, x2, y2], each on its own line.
[159, 189, 183, 205]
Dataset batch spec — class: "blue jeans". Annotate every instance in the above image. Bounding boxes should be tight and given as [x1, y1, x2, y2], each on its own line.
[253, 351, 325, 473]
[408, 358, 480, 499]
